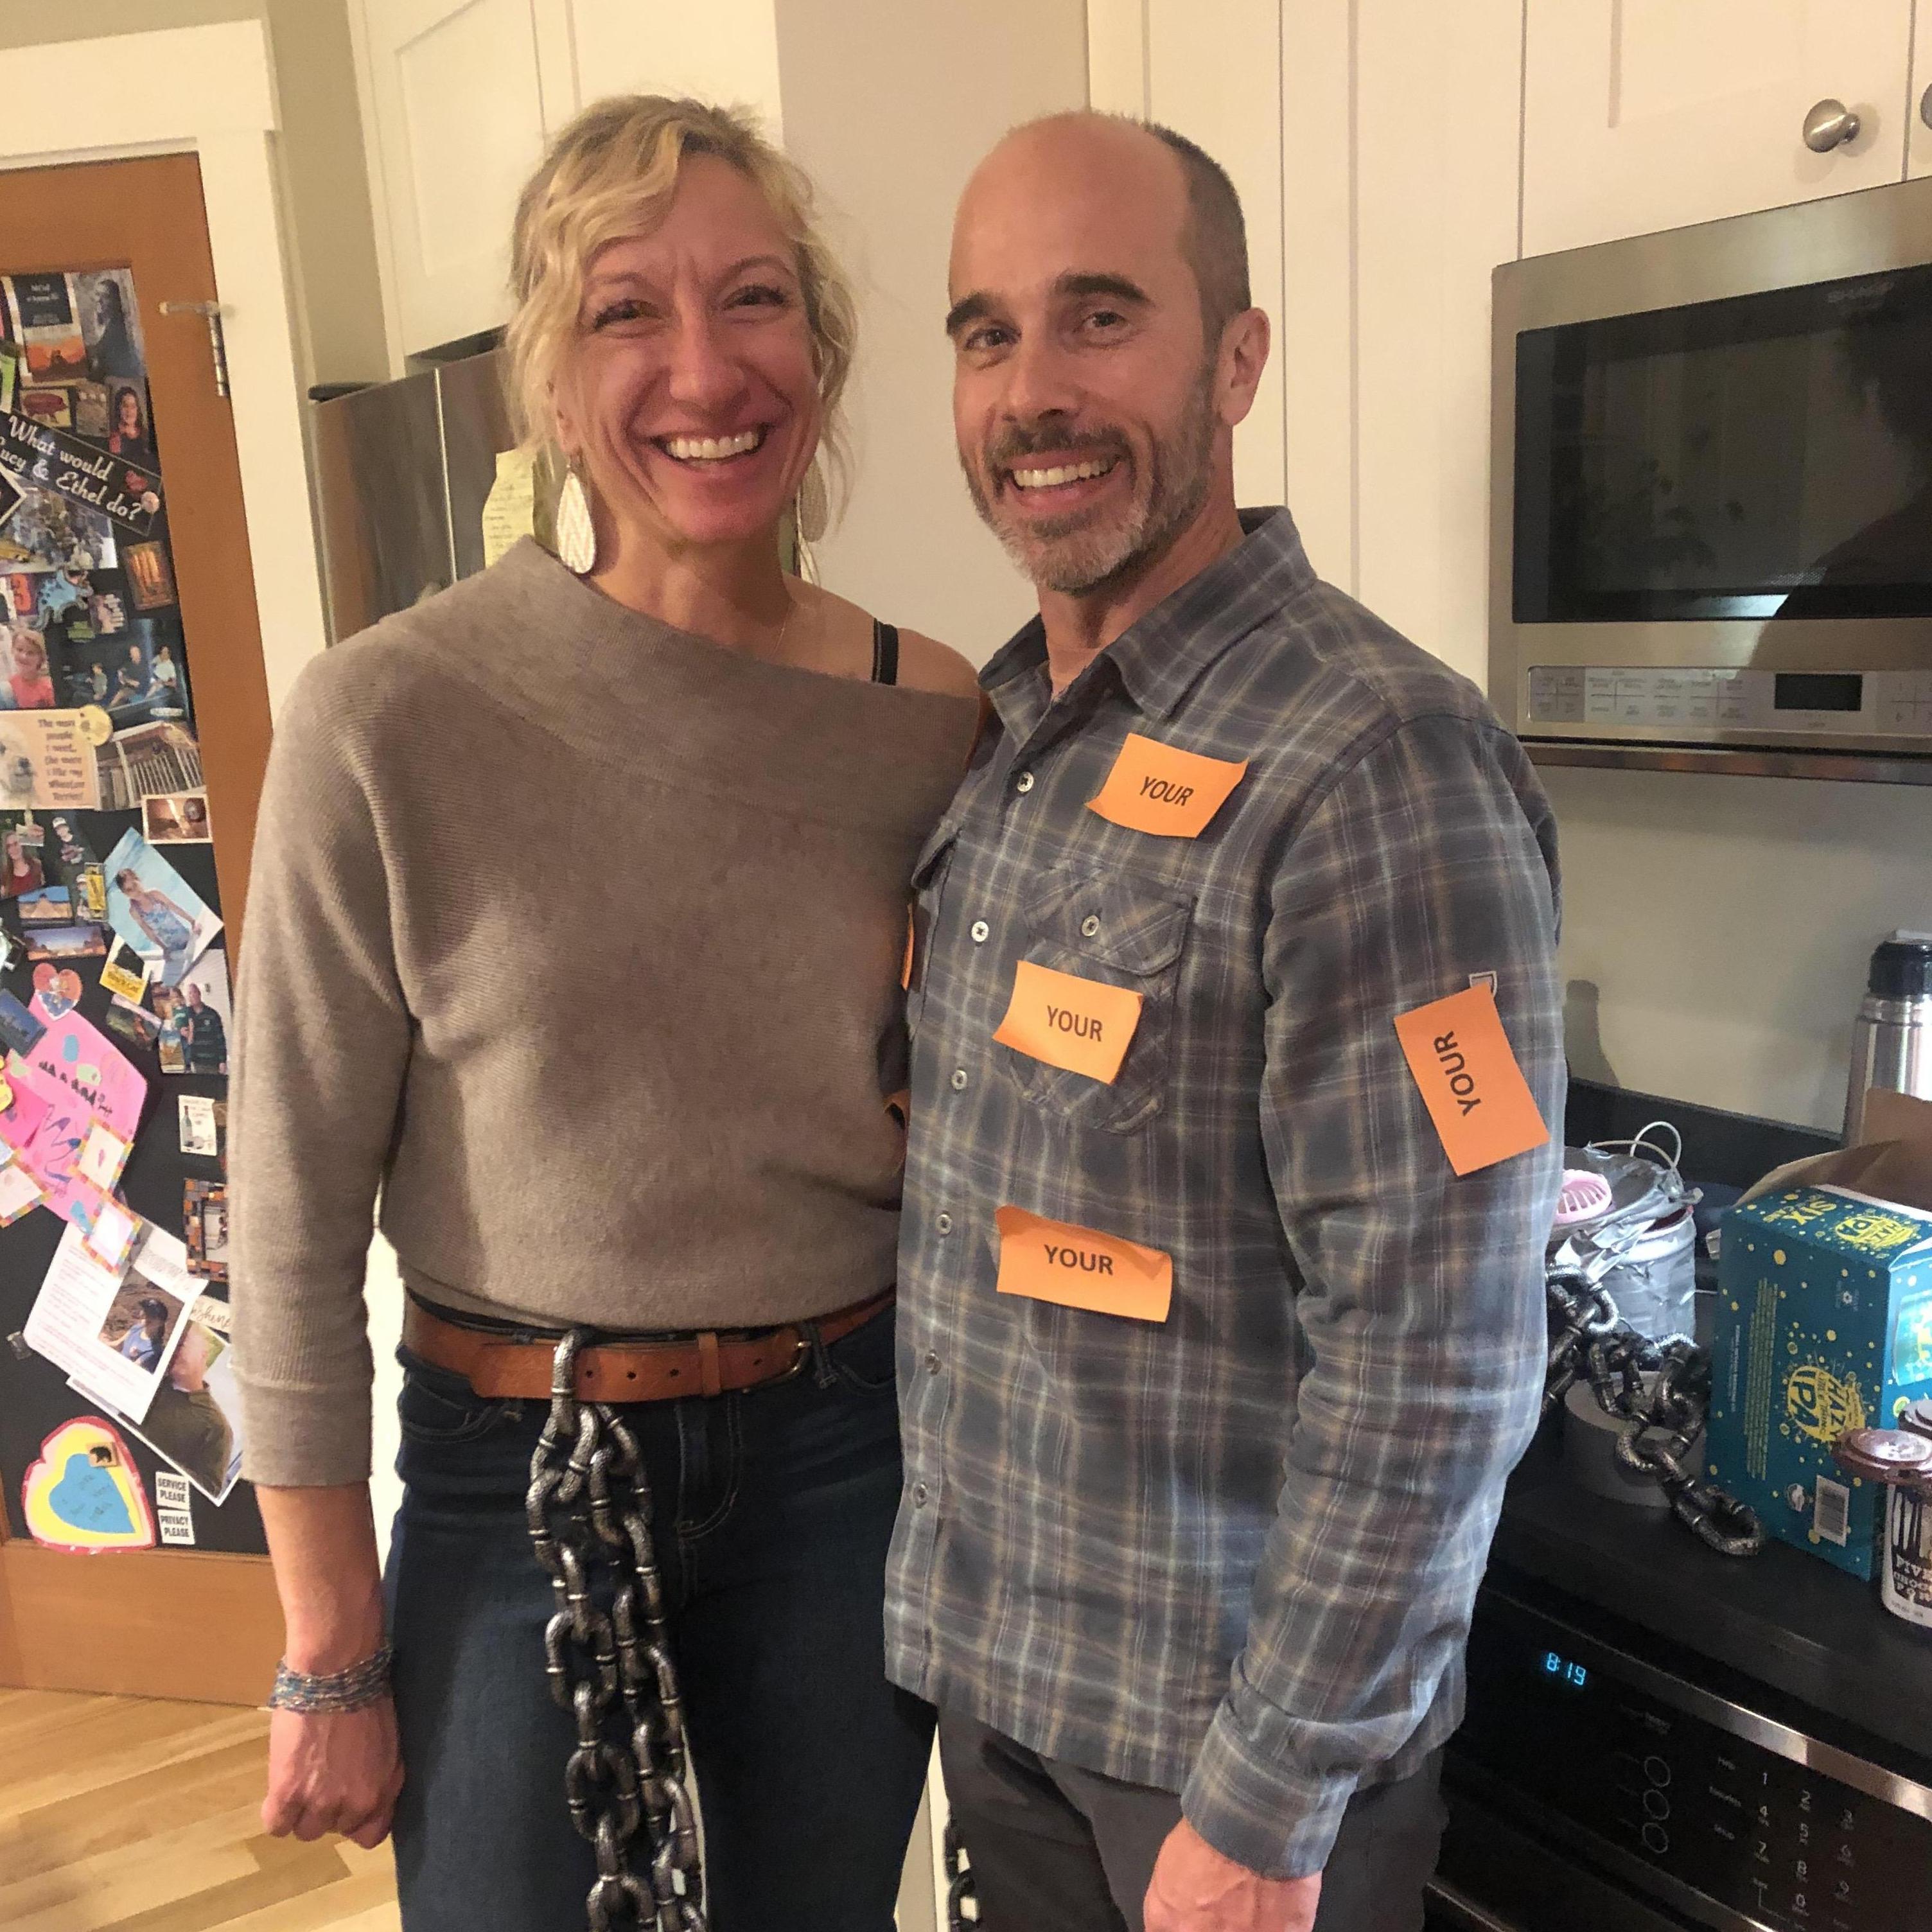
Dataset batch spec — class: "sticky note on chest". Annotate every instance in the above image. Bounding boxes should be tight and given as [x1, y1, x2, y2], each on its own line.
[995, 1205, 1173, 1322]
[1392, 983, 1549, 1177]
[1087, 733, 1247, 838]
[992, 961, 1143, 1084]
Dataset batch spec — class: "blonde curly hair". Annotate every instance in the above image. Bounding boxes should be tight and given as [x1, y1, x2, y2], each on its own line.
[506, 95, 857, 516]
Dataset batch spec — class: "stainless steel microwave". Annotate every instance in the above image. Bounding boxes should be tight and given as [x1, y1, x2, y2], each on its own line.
[1491, 179, 1932, 783]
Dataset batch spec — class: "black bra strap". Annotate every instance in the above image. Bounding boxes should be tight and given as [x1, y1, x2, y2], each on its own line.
[870, 620, 900, 686]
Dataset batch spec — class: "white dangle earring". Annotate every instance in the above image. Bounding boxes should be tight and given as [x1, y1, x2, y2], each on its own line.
[555, 457, 599, 575]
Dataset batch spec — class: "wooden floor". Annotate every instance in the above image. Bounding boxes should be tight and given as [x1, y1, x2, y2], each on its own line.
[0, 1688, 401, 1931]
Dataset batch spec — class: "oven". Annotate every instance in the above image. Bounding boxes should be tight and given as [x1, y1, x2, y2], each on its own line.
[1428, 1581, 1932, 1932]
[1490, 177, 1932, 783]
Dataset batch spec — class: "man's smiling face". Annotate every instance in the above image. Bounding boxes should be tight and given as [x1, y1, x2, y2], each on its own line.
[947, 118, 1222, 597]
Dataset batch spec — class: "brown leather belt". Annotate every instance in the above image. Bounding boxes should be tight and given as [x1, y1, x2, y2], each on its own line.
[401, 1287, 895, 1402]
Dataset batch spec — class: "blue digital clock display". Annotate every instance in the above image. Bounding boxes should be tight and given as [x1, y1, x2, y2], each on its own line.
[1541, 1650, 1589, 1689]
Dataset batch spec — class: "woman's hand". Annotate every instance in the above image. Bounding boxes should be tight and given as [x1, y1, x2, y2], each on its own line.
[263, 1698, 404, 1849]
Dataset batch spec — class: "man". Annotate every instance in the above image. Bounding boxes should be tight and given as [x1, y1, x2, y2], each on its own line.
[118, 1296, 172, 1373]
[888, 115, 1564, 1932]
[182, 981, 227, 1075]
[138, 1318, 235, 1497]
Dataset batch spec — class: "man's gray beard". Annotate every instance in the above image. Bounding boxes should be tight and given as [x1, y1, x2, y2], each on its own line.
[967, 371, 1220, 598]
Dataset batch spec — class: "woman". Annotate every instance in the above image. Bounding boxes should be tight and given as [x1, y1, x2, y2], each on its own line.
[1, 829, 42, 899]
[107, 384, 153, 464]
[230, 96, 981, 1932]
[113, 868, 198, 983]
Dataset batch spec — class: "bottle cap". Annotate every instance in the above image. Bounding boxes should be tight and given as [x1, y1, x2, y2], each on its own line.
[1832, 1427, 1932, 1485]
[1869, 934, 1932, 1000]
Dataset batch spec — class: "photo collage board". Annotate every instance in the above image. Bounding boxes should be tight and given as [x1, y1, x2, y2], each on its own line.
[0, 266, 259, 1558]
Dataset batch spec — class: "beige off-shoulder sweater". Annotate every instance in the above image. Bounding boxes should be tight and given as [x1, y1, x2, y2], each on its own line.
[230, 540, 976, 1487]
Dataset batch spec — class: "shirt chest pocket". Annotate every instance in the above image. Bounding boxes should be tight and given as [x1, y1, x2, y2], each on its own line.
[1000, 868, 1193, 1134]
[906, 825, 959, 1035]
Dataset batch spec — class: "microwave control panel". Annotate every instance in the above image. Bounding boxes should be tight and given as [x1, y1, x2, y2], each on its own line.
[1527, 665, 1932, 738]
[1451, 1592, 1932, 1932]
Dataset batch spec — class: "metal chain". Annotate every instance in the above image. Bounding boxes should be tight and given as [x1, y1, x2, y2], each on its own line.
[945, 1819, 978, 1930]
[1545, 1269, 1766, 1558]
[527, 1330, 707, 1932]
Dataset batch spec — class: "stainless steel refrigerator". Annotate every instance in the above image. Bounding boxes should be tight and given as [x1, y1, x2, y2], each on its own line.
[308, 337, 522, 642]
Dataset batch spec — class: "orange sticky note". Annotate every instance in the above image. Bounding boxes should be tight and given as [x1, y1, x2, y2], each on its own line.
[992, 961, 1143, 1084]
[1392, 983, 1549, 1177]
[994, 1206, 1173, 1322]
[1087, 733, 1248, 838]
[901, 905, 915, 991]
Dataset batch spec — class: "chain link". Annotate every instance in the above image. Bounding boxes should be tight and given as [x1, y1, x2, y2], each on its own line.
[527, 1330, 707, 1932]
[945, 1819, 978, 1929]
[1545, 1270, 1766, 1558]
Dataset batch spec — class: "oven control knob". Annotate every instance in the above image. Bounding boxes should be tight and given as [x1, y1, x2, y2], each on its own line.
[1644, 1756, 1673, 1787]
[1642, 1821, 1671, 1856]
[1803, 100, 1861, 153]
[1643, 1787, 1671, 1820]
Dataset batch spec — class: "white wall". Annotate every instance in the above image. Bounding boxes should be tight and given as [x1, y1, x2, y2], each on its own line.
[1547, 768, 1932, 1134]
[775, 0, 1087, 661]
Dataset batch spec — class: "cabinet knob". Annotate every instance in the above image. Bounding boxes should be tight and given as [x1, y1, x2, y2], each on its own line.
[1921, 82, 1932, 133]
[1802, 98, 1861, 153]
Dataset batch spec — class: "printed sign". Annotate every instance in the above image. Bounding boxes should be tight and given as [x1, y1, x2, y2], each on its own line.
[992, 960, 1143, 1085]
[1087, 733, 1247, 839]
[1392, 983, 1549, 1177]
[0, 710, 103, 810]
[0, 411, 161, 538]
[994, 1204, 1172, 1323]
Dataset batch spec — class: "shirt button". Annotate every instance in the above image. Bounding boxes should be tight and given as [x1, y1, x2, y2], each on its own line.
[935, 1212, 954, 1234]
[1014, 770, 1035, 794]
[970, 920, 990, 944]
[1080, 914, 1101, 938]
[949, 1069, 969, 1091]
[914, 1482, 930, 1506]
[925, 1351, 942, 1374]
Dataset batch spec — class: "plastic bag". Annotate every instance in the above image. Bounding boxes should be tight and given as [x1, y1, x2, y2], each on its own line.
[1549, 1121, 1701, 1344]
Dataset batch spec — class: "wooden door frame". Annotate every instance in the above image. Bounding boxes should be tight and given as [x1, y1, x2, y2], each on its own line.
[0, 19, 329, 720]
[0, 21, 329, 1707]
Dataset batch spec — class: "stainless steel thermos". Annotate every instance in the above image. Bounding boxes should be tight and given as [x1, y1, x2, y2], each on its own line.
[1845, 931, 1932, 1145]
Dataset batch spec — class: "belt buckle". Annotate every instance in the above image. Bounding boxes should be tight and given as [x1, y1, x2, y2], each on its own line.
[774, 1328, 811, 1383]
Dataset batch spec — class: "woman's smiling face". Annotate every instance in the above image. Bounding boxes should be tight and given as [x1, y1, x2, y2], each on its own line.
[551, 155, 821, 557]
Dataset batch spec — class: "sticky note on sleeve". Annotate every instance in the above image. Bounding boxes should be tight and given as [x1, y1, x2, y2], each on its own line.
[1392, 983, 1549, 1177]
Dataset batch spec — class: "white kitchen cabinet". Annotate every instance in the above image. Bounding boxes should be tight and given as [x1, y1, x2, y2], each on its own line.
[1523, 0, 1912, 257]
[355, 0, 571, 359]
[1910, 6, 1932, 180]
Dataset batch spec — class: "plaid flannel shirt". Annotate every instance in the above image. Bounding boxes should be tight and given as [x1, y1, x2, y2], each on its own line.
[885, 508, 1565, 1878]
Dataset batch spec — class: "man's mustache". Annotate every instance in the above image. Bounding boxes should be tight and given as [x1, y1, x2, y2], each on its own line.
[981, 423, 1130, 472]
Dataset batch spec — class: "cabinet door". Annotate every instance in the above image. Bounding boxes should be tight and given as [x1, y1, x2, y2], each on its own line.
[360, 0, 552, 355]
[1911, 0, 1932, 179]
[566, 0, 783, 134]
[1524, 0, 1911, 257]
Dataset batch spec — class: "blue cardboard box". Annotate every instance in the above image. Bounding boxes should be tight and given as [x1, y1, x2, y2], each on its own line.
[1710, 1091, 1932, 1580]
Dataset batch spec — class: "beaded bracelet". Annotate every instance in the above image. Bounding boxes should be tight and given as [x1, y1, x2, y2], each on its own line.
[267, 1645, 394, 1714]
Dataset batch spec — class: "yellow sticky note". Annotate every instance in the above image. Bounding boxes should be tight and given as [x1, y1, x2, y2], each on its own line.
[1087, 733, 1247, 839]
[994, 1206, 1172, 1323]
[1392, 983, 1549, 1177]
[481, 447, 536, 569]
[992, 960, 1143, 1084]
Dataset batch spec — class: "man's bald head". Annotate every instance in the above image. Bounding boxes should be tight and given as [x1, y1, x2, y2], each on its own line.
[960, 113, 1251, 342]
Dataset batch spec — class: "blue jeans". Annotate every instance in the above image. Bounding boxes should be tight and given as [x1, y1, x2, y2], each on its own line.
[384, 1306, 935, 1931]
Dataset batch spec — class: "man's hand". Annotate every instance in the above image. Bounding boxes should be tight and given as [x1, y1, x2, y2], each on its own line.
[1144, 1819, 1321, 1932]
[262, 1700, 404, 1849]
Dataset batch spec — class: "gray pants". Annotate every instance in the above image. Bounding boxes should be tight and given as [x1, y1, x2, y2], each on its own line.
[939, 1714, 1446, 1932]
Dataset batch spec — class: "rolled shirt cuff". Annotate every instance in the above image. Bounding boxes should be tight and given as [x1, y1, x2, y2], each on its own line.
[1179, 1698, 1357, 1881]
